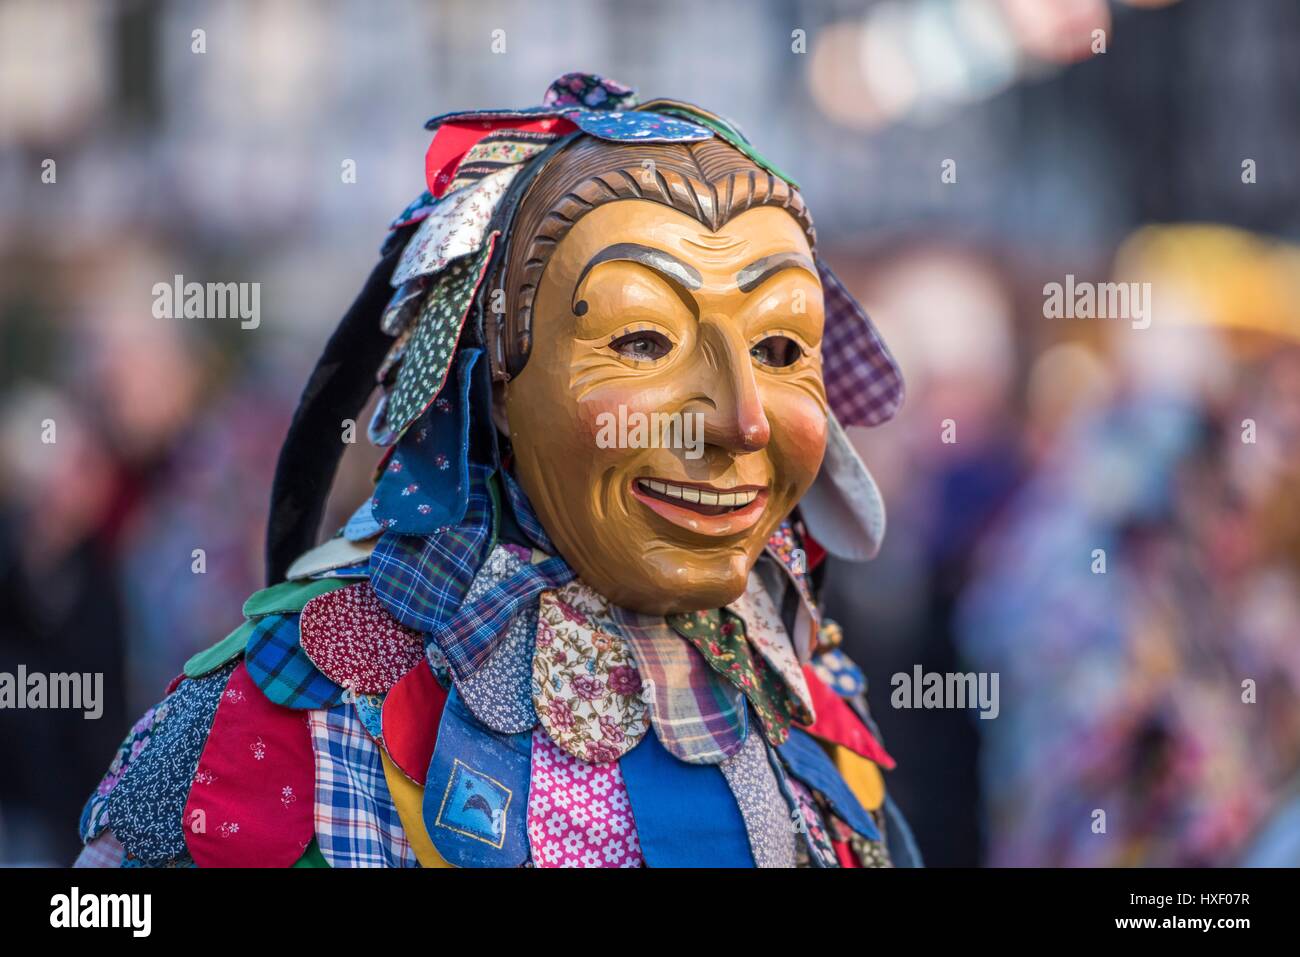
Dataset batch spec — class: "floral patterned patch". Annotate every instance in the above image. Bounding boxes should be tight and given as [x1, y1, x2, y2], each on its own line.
[388, 190, 438, 231]
[667, 607, 813, 747]
[526, 729, 642, 868]
[811, 643, 866, 698]
[719, 728, 798, 868]
[829, 812, 892, 868]
[106, 663, 235, 866]
[787, 776, 839, 868]
[542, 72, 638, 110]
[533, 582, 649, 763]
[455, 546, 538, 734]
[566, 109, 712, 143]
[763, 522, 820, 658]
[379, 277, 429, 337]
[371, 347, 480, 536]
[446, 128, 558, 194]
[727, 573, 816, 720]
[81, 704, 163, 844]
[184, 662, 315, 868]
[298, 582, 424, 695]
[352, 692, 385, 739]
[390, 168, 517, 287]
[386, 238, 496, 439]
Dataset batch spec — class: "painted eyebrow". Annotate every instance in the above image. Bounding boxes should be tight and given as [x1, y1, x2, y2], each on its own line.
[573, 243, 703, 311]
[736, 252, 819, 293]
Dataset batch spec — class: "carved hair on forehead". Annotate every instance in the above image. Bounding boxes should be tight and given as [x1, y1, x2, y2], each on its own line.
[487, 136, 817, 381]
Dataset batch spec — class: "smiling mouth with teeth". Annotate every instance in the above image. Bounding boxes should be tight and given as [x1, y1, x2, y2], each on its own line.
[634, 478, 763, 516]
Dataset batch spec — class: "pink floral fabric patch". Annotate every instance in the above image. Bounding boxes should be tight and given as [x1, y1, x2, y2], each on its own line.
[532, 583, 649, 763]
[526, 729, 642, 868]
[299, 581, 424, 695]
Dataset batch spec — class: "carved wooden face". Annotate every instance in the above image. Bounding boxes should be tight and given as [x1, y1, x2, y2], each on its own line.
[499, 198, 828, 614]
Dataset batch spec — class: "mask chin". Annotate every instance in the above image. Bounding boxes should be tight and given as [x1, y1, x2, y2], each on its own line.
[799, 410, 886, 561]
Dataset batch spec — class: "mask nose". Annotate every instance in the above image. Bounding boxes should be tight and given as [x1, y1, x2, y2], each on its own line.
[690, 318, 771, 454]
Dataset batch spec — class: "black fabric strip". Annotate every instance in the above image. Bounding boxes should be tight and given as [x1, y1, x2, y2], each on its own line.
[263, 232, 412, 584]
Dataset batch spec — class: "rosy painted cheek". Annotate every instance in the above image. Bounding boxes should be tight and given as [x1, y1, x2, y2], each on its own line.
[574, 390, 659, 461]
[576, 385, 673, 433]
[769, 395, 829, 483]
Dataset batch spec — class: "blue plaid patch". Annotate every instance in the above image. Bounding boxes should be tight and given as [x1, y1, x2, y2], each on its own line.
[501, 470, 556, 554]
[309, 705, 416, 868]
[368, 465, 494, 632]
[429, 556, 575, 680]
[244, 614, 344, 709]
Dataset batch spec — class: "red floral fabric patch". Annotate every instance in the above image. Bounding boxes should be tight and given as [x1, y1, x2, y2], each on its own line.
[299, 582, 424, 695]
[183, 662, 315, 867]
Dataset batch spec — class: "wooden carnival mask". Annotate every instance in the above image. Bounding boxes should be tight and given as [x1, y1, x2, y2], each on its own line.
[490, 138, 829, 614]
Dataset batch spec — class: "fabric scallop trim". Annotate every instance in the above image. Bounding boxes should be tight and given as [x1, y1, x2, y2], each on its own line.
[298, 581, 424, 696]
[727, 571, 817, 722]
[422, 687, 531, 867]
[606, 606, 748, 765]
[106, 663, 235, 866]
[309, 705, 418, 868]
[454, 545, 539, 733]
[80, 703, 164, 844]
[526, 728, 643, 867]
[243, 578, 351, 619]
[244, 613, 344, 710]
[798, 664, 895, 770]
[183, 620, 256, 679]
[379, 748, 453, 867]
[184, 661, 315, 867]
[719, 727, 799, 868]
[381, 657, 448, 785]
[285, 536, 377, 581]
[533, 583, 649, 763]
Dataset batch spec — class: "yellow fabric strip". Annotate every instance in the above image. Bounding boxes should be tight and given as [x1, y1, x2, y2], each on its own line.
[380, 748, 454, 868]
[830, 742, 885, 812]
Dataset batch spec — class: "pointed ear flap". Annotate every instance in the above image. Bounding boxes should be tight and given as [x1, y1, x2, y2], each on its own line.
[800, 411, 886, 561]
[264, 235, 410, 584]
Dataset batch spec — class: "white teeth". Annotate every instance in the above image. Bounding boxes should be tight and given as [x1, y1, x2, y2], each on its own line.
[638, 480, 759, 509]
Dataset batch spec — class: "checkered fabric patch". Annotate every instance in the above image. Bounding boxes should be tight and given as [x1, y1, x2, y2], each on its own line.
[308, 705, 417, 868]
[368, 464, 494, 633]
[430, 555, 575, 681]
[244, 613, 345, 710]
[607, 608, 749, 765]
[819, 262, 904, 428]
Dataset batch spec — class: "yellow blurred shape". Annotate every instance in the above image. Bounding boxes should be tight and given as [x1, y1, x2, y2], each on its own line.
[1113, 224, 1300, 352]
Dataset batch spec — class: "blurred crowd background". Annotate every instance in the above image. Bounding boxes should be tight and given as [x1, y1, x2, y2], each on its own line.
[1, 0, 1297, 867]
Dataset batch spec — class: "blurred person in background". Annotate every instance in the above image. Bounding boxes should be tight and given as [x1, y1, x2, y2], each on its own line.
[958, 225, 1300, 866]
[0, 238, 297, 863]
[0, 387, 126, 864]
[823, 242, 1030, 866]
